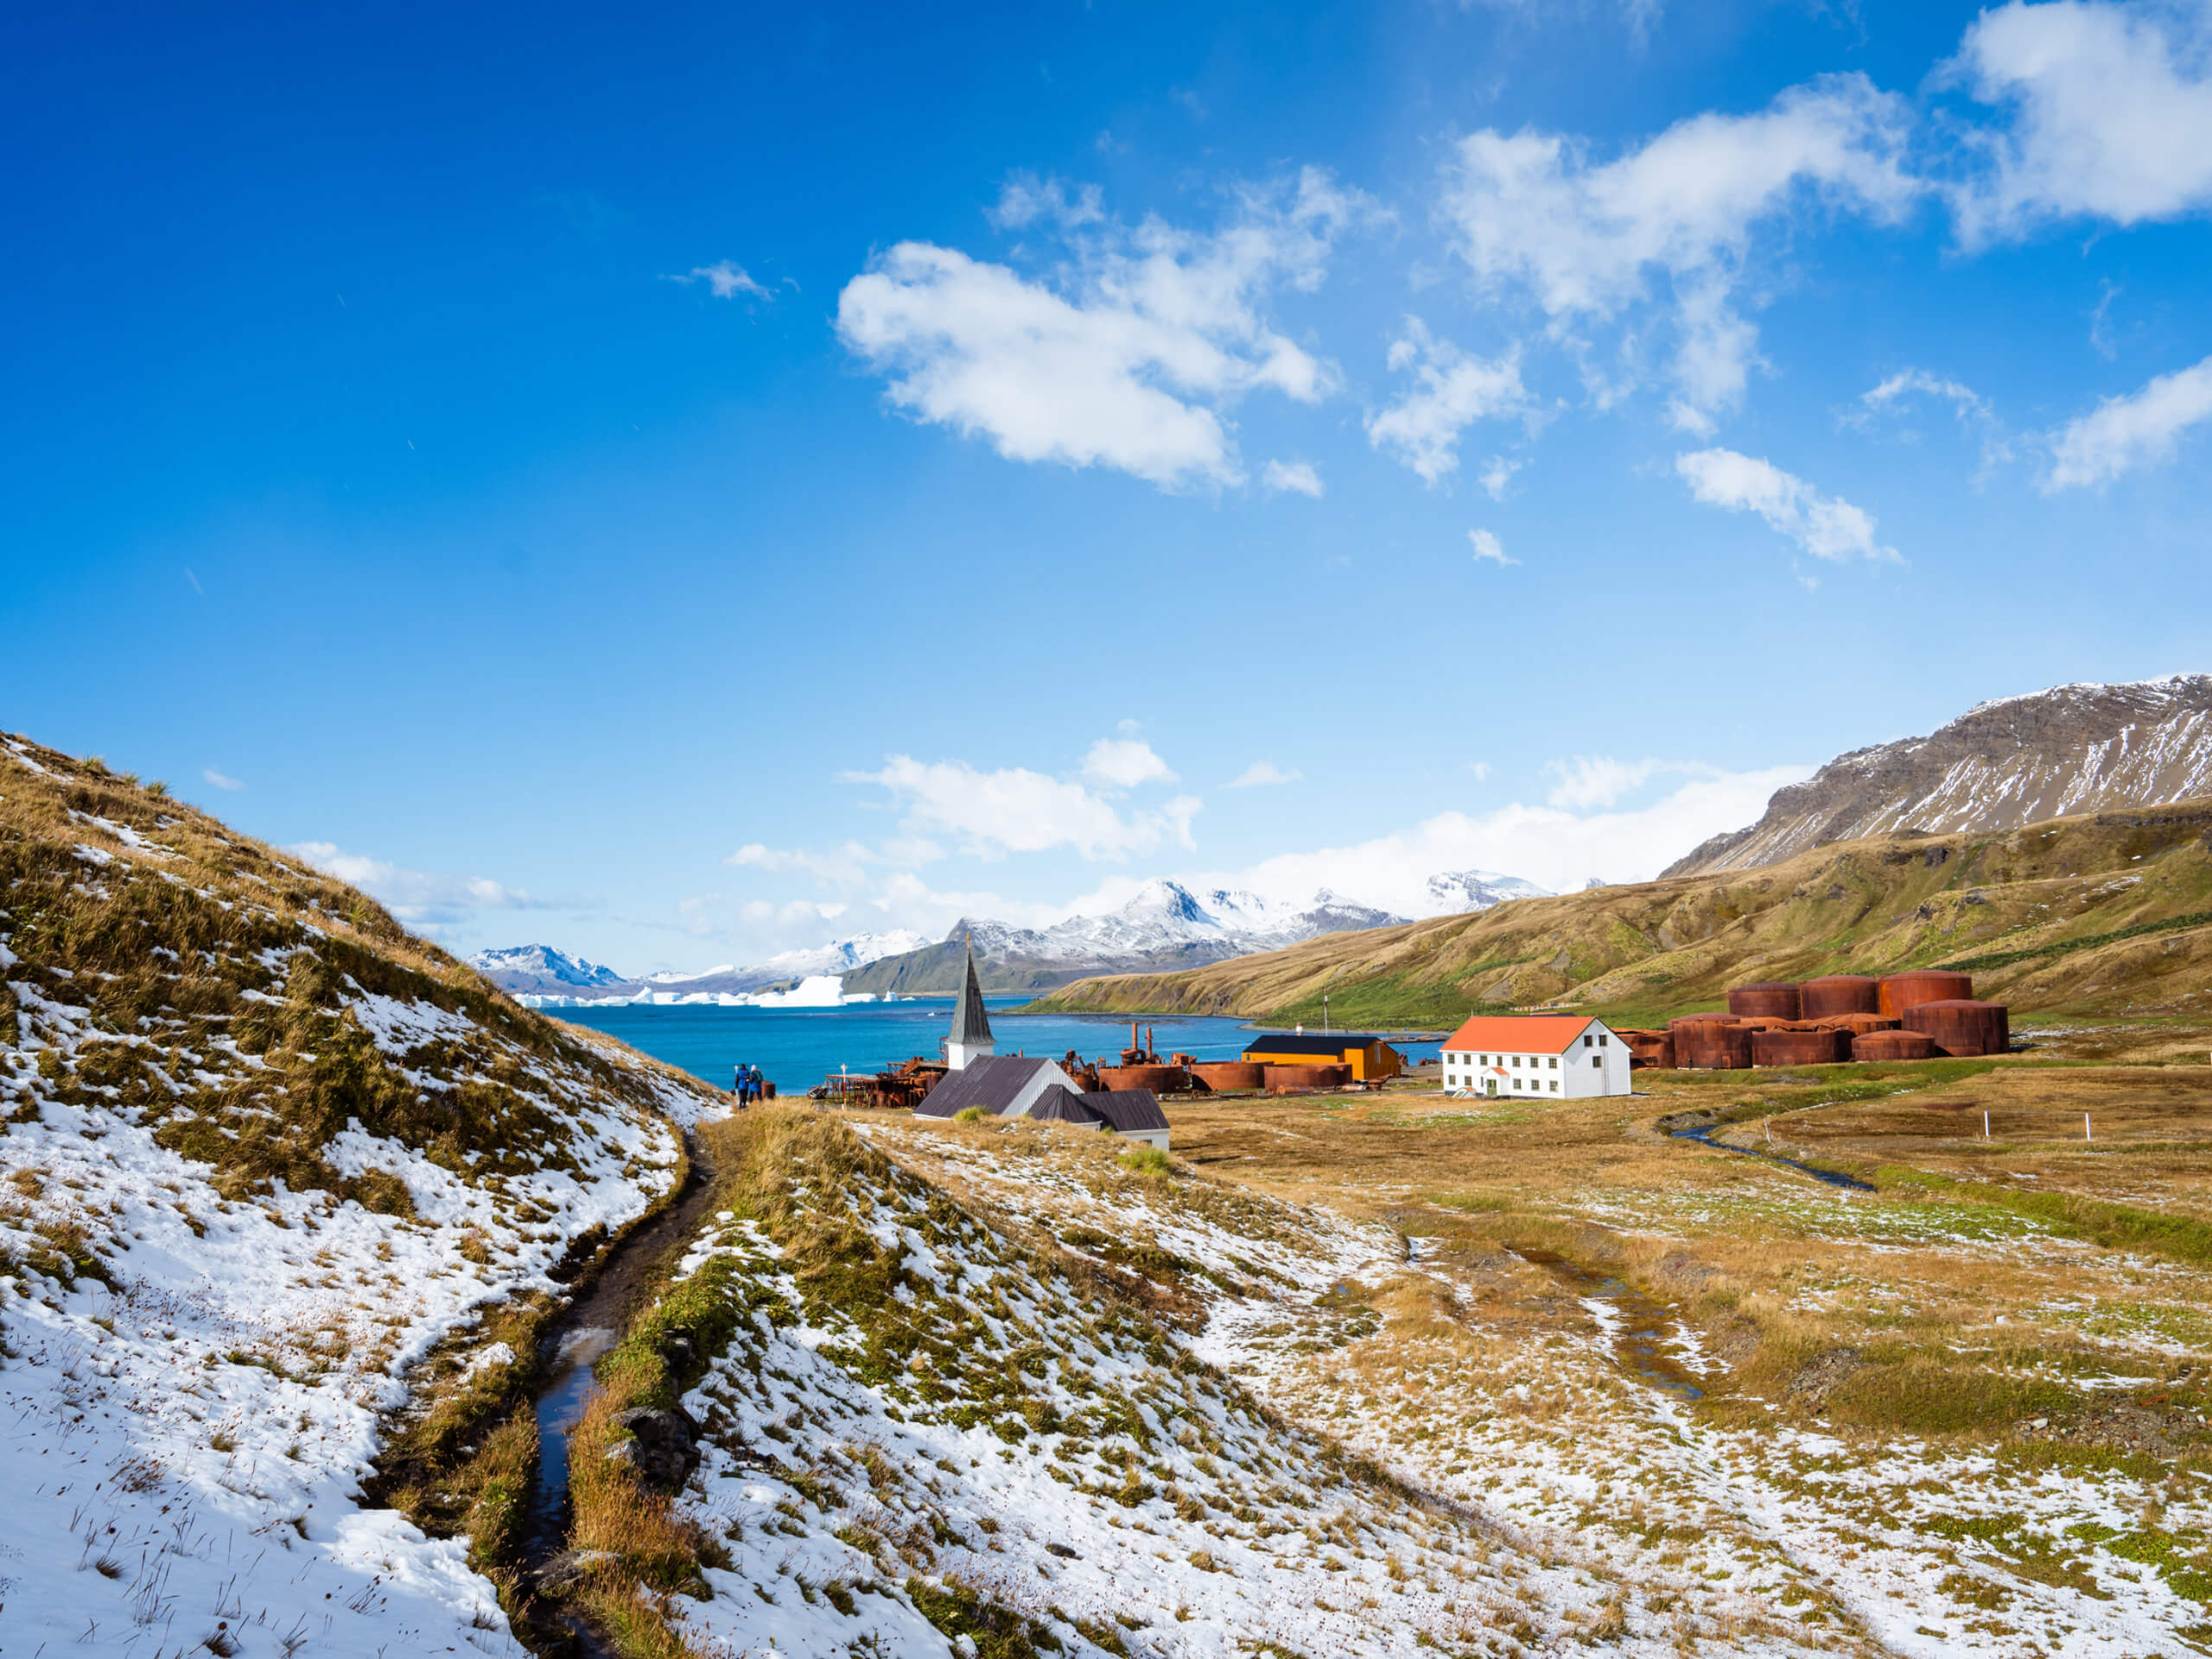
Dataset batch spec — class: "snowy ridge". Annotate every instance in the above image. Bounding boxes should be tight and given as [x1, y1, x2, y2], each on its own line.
[1665, 674, 2212, 876]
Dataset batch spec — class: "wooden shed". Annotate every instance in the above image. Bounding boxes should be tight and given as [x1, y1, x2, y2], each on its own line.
[1240, 1032, 1404, 1082]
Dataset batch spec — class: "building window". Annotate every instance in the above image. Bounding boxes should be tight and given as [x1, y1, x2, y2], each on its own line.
[1583, 1034, 1592, 1047]
[1599, 1034, 1608, 1046]
[1550, 1081, 1559, 1092]
[1592, 1057, 1602, 1068]
[1548, 1058, 1558, 1069]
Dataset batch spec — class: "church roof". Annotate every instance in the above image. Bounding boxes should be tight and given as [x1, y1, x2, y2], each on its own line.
[949, 938, 993, 1047]
[916, 1054, 1056, 1116]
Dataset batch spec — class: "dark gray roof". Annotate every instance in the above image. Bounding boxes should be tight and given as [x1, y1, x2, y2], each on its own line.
[1026, 1085, 1104, 1127]
[1079, 1089, 1169, 1134]
[916, 1054, 1054, 1117]
[948, 939, 993, 1047]
[1242, 1033, 1385, 1058]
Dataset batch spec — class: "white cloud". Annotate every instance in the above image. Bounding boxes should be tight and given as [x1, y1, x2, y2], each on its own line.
[1467, 761, 1492, 782]
[989, 174, 1104, 231]
[1081, 736, 1178, 789]
[1366, 318, 1530, 483]
[1227, 760, 1302, 788]
[1478, 455, 1523, 500]
[1945, 0, 2212, 245]
[1440, 75, 1917, 429]
[1469, 527, 1518, 566]
[1675, 448, 1899, 563]
[2044, 352, 2212, 489]
[670, 261, 774, 301]
[286, 841, 545, 929]
[1135, 764, 1811, 916]
[1262, 458, 1325, 497]
[200, 768, 243, 791]
[1858, 368, 1995, 426]
[836, 170, 1364, 490]
[842, 754, 1198, 861]
[1542, 755, 1682, 810]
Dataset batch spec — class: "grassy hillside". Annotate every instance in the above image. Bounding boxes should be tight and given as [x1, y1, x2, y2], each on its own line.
[1030, 798, 2212, 1024]
[0, 730, 721, 1653]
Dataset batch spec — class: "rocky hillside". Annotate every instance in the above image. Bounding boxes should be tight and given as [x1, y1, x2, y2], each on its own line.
[0, 731, 722, 1655]
[1031, 796, 2212, 1026]
[1666, 675, 2212, 878]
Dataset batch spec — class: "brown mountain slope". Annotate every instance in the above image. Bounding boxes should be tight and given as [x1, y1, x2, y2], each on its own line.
[1029, 797, 2212, 1026]
[1663, 675, 2212, 878]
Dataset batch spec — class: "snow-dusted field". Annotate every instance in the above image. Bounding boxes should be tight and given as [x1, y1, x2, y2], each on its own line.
[0, 736, 724, 1657]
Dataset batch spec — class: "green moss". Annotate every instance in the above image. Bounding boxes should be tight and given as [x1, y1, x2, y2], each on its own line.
[904, 1576, 1061, 1658]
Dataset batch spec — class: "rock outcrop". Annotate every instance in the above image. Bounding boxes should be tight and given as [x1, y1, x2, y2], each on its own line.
[1664, 676, 2212, 878]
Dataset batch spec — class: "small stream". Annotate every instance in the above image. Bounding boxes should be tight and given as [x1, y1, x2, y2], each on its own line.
[512, 1130, 724, 1657]
[1505, 1247, 1707, 1401]
[1669, 1120, 1875, 1191]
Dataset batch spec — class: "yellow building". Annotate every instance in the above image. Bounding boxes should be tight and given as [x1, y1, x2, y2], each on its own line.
[1240, 1033, 1404, 1082]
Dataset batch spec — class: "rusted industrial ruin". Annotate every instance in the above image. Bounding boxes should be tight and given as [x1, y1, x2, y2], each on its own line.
[821, 1021, 1380, 1107]
[1615, 970, 2010, 1071]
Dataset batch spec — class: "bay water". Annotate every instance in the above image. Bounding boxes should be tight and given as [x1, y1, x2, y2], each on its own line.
[550, 997, 1441, 1095]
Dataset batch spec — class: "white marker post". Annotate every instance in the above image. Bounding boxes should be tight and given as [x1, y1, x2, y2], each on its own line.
[1983, 1109, 1990, 1139]
[2085, 1113, 2093, 1143]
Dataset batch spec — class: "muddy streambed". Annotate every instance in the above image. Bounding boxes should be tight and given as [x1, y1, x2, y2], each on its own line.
[516, 1130, 724, 1656]
[1503, 1247, 1707, 1401]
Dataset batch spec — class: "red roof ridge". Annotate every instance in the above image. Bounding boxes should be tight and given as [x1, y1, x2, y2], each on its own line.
[1441, 1014, 1610, 1054]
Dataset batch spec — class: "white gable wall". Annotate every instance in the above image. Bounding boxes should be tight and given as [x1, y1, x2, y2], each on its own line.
[998, 1060, 1080, 1119]
[1439, 1020, 1629, 1098]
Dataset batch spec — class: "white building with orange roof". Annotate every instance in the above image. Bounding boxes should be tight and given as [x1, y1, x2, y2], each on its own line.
[1437, 1014, 1630, 1098]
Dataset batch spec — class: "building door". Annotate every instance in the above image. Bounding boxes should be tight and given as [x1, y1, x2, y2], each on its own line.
[1485, 1078, 1497, 1096]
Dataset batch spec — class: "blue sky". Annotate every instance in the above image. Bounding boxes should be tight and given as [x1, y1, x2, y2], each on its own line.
[5, 0, 2210, 972]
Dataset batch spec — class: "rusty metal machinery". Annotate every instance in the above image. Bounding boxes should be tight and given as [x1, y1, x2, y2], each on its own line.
[1673, 1021, 1754, 1070]
[1898, 999, 2011, 1058]
[1852, 1028, 1939, 1061]
[1262, 1063, 1351, 1092]
[1751, 1027, 1847, 1066]
[1189, 1061, 1267, 1092]
[1727, 982, 1802, 1020]
[1800, 976, 1881, 1018]
[1096, 1063, 1189, 1093]
[1877, 970, 1974, 1020]
[1669, 1012, 1738, 1033]
[1615, 1030, 1676, 1069]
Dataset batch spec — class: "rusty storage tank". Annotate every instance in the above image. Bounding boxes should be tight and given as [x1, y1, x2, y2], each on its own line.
[1752, 1027, 1847, 1066]
[1878, 970, 1974, 1020]
[1801, 975, 1881, 1018]
[1189, 1061, 1266, 1092]
[1852, 1028, 1938, 1062]
[1264, 1063, 1351, 1092]
[1727, 982, 1802, 1020]
[1813, 1012, 1897, 1039]
[1899, 1000, 2011, 1058]
[1618, 1029, 1675, 1069]
[1674, 1021, 1754, 1070]
[1096, 1064, 1188, 1093]
[1669, 1012, 1738, 1033]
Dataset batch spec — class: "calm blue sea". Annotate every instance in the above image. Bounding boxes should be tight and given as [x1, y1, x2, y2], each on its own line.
[551, 999, 1442, 1094]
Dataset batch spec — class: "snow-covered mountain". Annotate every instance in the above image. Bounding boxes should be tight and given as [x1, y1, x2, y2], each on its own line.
[842, 880, 1419, 995]
[481, 871, 1552, 1007]
[468, 944, 629, 996]
[1421, 868, 1553, 915]
[1663, 674, 2212, 877]
[478, 930, 931, 1007]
